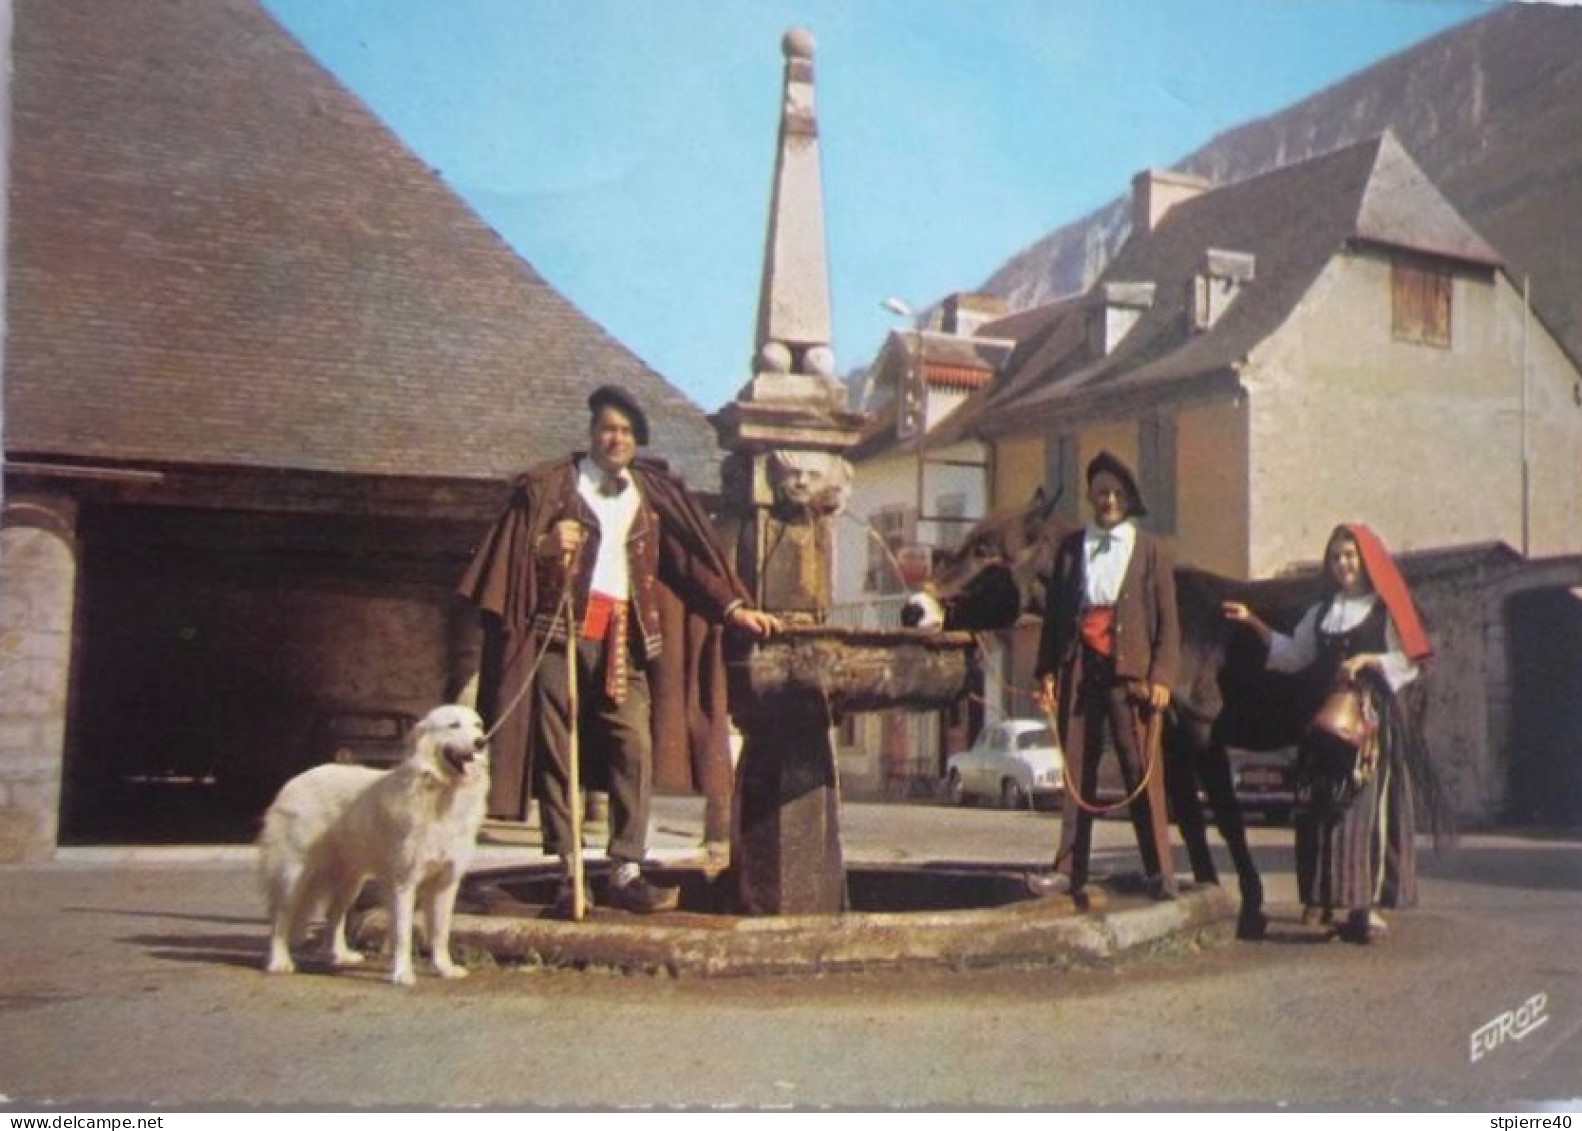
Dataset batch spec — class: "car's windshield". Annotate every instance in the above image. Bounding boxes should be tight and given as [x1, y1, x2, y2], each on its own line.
[1016, 729, 1052, 750]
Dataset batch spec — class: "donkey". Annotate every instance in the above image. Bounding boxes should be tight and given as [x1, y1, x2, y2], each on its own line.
[906, 489, 1322, 939]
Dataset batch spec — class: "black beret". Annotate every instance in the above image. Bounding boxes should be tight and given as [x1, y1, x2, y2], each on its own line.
[1085, 449, 1148, 517]
[587, 384, 650, 446]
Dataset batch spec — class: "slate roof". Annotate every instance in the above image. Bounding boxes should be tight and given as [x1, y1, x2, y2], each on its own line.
[975, 132, 1505, 437]
[1283, 539, 1524, 583]
[4, 0, 724, 489]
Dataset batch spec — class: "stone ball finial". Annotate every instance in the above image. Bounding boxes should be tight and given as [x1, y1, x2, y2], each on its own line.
[783, 28, 816, 60]
[758, 340, 793, 374]
[804, 345, 836, 379]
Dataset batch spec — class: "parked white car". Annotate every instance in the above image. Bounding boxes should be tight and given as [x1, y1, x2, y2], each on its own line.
[945, 718, 1065, 810]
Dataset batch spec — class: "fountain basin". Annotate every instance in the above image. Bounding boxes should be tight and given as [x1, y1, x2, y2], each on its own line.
[352, 863, 1236, 977]
[727, 626, 985, 915]
[728, 625, 980, 715]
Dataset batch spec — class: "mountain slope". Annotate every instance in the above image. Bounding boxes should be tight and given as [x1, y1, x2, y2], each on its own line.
[981, 3, 1582, 364]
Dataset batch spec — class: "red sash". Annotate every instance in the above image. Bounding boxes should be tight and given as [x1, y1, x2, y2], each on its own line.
[1080, 605, 1116, 658]
[582, 591, 631, 704]
[582, 592, 623, 641]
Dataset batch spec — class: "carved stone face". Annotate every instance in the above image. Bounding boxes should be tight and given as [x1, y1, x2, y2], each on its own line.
[768, 450, 853, 518]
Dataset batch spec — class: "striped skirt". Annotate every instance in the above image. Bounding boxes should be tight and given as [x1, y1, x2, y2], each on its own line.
[1295, 719, 1420, 912]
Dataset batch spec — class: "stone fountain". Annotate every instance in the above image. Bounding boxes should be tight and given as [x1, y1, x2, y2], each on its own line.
[709, 27, 981, 915]
[363, 29, 1234, 973]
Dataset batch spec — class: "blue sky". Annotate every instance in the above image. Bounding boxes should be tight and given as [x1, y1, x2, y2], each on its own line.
[261, 0, 1492, 414]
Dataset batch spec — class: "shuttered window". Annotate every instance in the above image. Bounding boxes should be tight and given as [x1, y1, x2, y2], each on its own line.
[1044, 434, 1081, 523]
[1392, 259, 1453, 348]
[1138, 413, 1178, 536]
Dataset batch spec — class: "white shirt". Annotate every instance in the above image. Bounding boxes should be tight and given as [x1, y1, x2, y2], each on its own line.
[1266, 592, 1420, 692]
[576, 461, 640, 600]
[1082, 519, 1136, 606]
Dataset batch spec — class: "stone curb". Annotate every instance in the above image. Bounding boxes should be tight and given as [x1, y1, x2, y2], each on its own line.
[353, 875, 1238, 978]
[47, 843, 703, 868]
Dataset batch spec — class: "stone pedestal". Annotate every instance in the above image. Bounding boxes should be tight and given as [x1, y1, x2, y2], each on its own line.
[719, 28, 937, 914]
[732, 709, 846, 914]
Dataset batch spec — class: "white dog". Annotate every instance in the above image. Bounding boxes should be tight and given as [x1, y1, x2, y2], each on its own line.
[258, 704, 490, 986]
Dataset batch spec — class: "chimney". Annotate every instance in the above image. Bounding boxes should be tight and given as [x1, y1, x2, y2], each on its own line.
[940, 292, 1008, 337]
[1089, 281, 1155, 356]
[1131, 169, 1211, 235]
[1187, 249, 1256, 333]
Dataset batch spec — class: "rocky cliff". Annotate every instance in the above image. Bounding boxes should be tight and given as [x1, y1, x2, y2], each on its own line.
[980, 3, 1582, 364]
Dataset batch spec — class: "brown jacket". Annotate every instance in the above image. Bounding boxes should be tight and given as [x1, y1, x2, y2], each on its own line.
[457, 455, 749, 821]
[1034, 525, 1180, 690]
[460, 456, 746, 652]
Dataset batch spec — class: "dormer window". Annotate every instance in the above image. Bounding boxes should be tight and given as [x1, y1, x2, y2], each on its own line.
[1187, 249, 1255, 334]
[1392, 256, 1452, 348]
[1088, 282, 1154, 356]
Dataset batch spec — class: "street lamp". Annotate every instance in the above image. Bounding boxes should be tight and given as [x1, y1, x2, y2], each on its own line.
[880, 296, 938, 789]
[880, 297, 928, 586]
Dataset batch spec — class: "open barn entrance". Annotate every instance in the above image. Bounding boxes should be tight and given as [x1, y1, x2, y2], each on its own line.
[1504, 586, 1582, 826]
[59, 505, 473, 844]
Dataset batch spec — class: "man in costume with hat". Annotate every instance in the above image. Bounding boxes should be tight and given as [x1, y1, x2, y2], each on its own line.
[1028, 450, 1181, 901]
[459, 385, 780, 915]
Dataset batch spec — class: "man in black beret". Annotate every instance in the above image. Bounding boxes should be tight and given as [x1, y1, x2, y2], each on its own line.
[586, 384, 650, 446]
[1029, 450, 1180, 901]
[460, 385, 780, 915]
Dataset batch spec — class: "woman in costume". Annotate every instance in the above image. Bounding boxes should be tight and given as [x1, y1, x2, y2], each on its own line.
[1223, 523, 1436, 944]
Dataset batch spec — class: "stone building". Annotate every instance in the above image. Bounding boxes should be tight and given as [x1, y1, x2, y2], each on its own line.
[0, 0, 727, 858]
[944, 133, 1582, 824]
[976, 134, 1582, 576]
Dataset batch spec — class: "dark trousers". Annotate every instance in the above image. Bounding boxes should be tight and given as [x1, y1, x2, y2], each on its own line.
[1055, 650, 1176, 895]
[532, 638, 652, 864]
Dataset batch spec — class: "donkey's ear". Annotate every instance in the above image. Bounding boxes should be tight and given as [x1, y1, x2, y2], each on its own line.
[1031, 484, 1063, 519]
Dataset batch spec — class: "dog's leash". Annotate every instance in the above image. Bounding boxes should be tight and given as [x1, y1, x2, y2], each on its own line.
[475, 547, 590, 921]
[479, 582, 576, 747]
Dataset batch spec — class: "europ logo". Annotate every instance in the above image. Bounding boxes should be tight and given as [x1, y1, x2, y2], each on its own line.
[1470, 992, 1549, 1063]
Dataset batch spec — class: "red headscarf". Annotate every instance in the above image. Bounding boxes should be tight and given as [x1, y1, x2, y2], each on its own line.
[1331, 523, 1434, 663]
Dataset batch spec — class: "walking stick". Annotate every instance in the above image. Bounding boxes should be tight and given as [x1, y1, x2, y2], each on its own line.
[562, 539, 588, 922]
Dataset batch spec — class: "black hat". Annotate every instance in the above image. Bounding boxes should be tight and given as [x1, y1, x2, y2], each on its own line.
[587, 384, 650, 446]
[1085, 449, 1147, 517]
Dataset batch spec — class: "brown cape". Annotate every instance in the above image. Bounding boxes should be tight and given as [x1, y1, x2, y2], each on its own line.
[457, 455, 747, 835]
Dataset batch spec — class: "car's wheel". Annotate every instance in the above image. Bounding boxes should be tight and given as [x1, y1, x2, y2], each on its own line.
[1000, 778, 1029, 810]
[945, 769, 967, 806]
